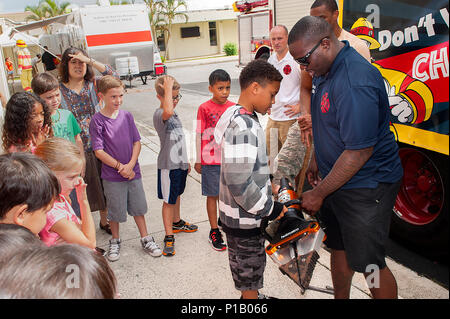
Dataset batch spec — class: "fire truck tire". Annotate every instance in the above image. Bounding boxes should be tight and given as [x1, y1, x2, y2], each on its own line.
[389, 146, 448, 260]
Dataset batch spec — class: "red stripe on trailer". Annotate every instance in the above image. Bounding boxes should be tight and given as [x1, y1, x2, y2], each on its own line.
[86, 31, 152, 47]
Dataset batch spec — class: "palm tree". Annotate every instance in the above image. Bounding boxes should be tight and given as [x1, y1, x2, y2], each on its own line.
[158, 0, 188, 59]
[25, 0, 71, 22]
[144, 0, 166, 51]
[24, 4, 49, 22]
[40, 0, 72, 16]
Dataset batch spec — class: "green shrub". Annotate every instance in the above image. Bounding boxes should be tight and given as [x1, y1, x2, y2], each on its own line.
[223, 42, 237, 56]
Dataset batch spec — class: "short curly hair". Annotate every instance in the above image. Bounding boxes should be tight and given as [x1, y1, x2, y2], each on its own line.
[2, 92, 53, 151]
[239, 59, 283, 90]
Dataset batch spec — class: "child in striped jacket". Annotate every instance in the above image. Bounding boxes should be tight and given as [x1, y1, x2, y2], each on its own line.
[214, 59, 286, 299]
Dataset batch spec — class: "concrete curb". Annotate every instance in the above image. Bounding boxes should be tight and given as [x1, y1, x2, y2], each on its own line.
[165, 55, 239, 68]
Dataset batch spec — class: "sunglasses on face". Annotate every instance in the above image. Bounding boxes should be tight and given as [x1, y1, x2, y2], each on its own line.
[294, 37, 327, 66]
[173, 94, 182, 101]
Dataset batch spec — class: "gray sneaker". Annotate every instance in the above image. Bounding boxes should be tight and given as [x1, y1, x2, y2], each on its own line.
[141, 235, 162, 257]
[107, 238, 121, 262]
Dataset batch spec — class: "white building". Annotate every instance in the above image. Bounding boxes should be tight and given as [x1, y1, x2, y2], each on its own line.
[159, 8, 239, 60]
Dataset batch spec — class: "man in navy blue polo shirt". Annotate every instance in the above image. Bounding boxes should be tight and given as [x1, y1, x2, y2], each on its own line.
[288, 16, 403, 299]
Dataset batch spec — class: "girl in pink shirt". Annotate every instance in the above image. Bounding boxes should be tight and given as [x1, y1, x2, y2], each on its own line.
[35, 137, 96, 249]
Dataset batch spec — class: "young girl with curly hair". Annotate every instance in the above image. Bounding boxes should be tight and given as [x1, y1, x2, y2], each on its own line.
[2, 92, 53, 153]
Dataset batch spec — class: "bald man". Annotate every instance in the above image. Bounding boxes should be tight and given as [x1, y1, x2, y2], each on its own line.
[265, 25, 301, 172]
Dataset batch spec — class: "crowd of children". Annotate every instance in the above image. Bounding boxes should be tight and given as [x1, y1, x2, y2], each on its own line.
[0, 43, 293, 299]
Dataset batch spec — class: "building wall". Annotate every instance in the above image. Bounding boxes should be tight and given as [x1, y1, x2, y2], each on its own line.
[217, 19, 238, 53]
[165, 19, 238, 60]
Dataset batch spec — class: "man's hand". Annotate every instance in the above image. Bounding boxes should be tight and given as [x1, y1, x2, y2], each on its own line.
[284, 103, 301, 118]
[301, 188, 324, 215]
[298, 114, 313, 147]
[194, 162, 202, 174]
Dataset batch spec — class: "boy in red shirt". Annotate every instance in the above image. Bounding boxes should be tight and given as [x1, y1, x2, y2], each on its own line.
[195, 69, 235, 251]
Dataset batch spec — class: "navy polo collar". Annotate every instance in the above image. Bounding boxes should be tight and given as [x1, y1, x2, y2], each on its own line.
[327, 40, 351, 79]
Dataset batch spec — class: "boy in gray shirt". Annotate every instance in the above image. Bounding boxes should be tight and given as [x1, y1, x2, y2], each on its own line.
[153, 75, 198, 256]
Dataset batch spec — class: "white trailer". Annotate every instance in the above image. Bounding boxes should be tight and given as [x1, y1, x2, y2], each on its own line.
[40, 4, 165, 84]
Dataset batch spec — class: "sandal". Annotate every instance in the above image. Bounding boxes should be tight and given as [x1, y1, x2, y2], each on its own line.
[99, 221, 112, 235]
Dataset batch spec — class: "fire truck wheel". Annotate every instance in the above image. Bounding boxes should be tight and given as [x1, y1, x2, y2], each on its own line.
[389, 145, 448, 260]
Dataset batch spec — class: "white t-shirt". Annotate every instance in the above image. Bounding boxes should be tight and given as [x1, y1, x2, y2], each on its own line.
[267, 50, 301, 121]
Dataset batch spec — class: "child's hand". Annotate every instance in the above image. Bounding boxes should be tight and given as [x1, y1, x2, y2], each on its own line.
[32, 124, 50, 146]
[187, 163, 191, 174]
[118, 162, 135, 179]
[194, 163, 202, 174]
[75, 177, 88, 202]
[160, 76, 175, 92]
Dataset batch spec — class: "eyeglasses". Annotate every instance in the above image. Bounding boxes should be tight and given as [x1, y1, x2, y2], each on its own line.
[294, 37, 327, 66]
[173, 94, 182, 101]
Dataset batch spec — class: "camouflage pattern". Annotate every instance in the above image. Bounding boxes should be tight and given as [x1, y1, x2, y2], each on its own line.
[272, 122, 310, 187]
[226, 234, 266, 291]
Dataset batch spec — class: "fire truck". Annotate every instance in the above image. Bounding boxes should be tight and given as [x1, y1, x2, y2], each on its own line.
[234, 0, 271, 65]
[341, 0, 449, 259]
[234, 0, 314, 65]
[237, 0, 449, 259]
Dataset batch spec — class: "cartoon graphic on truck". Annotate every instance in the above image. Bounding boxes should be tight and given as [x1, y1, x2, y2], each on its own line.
[341, 0, 449, 259]
[350, 18, 435, 126]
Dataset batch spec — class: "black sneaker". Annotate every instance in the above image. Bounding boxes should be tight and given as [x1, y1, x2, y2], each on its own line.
[172, 219, 198, 233]
[209, 229, 226, 251]
[163, 236, 175, 256]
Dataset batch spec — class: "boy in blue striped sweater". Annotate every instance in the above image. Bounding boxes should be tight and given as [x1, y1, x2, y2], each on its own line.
[214, 59, 287, 299]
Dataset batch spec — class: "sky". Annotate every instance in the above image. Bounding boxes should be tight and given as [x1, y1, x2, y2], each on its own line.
[0, 0, 234, 14]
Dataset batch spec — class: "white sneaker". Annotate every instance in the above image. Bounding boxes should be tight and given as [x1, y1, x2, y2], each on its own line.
[107, 238, 121, 262]
[141, 235, 162, 257]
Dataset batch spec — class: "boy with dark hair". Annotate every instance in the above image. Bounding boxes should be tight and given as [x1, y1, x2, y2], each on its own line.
[214, 59, 287, 299]
[31, 72, 85, 218]
[0, 152, 60, 235]
[311, 0, 338, 12]
[195, 69, 235, 251]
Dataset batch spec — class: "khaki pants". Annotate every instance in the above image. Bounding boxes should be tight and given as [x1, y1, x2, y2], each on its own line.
[265, 117, 297, 173]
